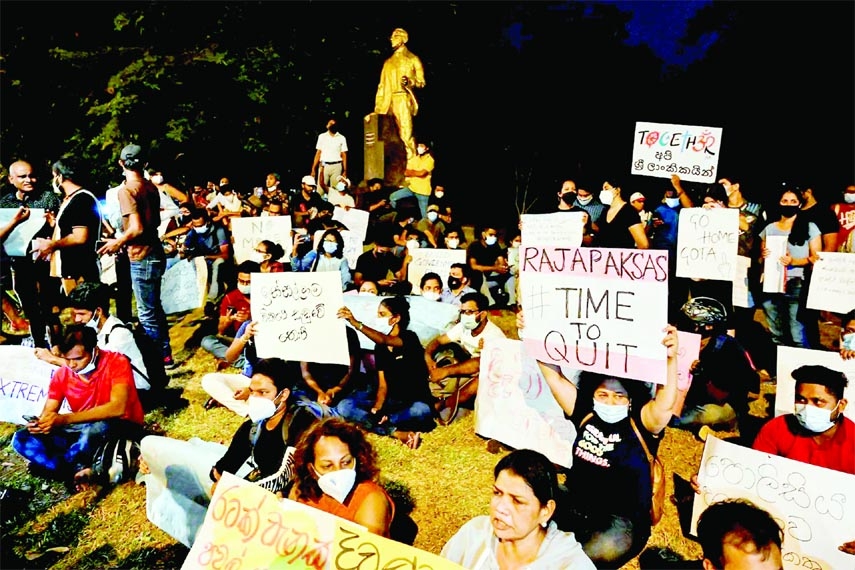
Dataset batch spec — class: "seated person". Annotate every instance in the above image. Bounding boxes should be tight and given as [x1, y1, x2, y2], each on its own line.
[200, 260, 259, 370]
[289, 417, 394, 537]
[441, 449, 595, 569]
[419, 272, 443, 302]
[178, 208, 230, 302]
[696, 499, 783, 570]
[138, 358, 318, 547]
[13, 325, 144, 490]
[291, 228, 353, 291]
[295, 326, 362, 410]
[840, 309, 855, 360]
[440, 262, 477, 306]
[467, 223, 515, 308]
[424, 292, 507, 422]
[443, 226, 466, 251]
[414, 204, 446, 248]
[252, 239, 287, 273]
[353, 228, 411, 295]
[206, 181, 243, 225]
[291, 175, 332, 229]
[335, 296, 435, 449]
[358, 280, 379, 296]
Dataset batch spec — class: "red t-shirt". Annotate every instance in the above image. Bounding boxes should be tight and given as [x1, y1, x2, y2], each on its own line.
[219, 289, 252, 337]
[48, 349, 145, 425]
[752, 414, 855, 475]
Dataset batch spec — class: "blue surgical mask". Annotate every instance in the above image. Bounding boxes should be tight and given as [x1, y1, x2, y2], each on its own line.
[195, 225, 209, 234]
[485, 236, 497, 246]
[323, 241, 338, 254]
[427, 211, 438, 223]
[665, 197, 681, 208]
[794, 402, 838, 433]
[460, 313, 479, 330]
[593, 400, 629, 424]
[842, 332, 855, 351]
[78, 349, 99, 376]
[576, 195, 593, 206]
[335, 181, 347, 192]
[85, 310, 101, 331]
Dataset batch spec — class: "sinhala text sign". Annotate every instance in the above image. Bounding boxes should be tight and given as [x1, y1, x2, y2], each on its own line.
[631, 121, 722, 184]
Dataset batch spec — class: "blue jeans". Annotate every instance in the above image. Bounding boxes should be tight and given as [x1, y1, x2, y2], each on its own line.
[130, 254, 172, 358]
[762, 278, 808, 348]
[388, 188, 430, 220]
[672, 403, 737, 429]
[200, 335, 246, 370]
[335, 389, 433, 435]
[13, 420, 113, 476]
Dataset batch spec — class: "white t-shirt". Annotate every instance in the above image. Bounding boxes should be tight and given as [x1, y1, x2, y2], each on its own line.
[327, 188, 355, 208]
[98, 315, 150, 390]
[445, 319, 506, 358]
[207, 193, 242, 213]
[315, 131, 348, 163]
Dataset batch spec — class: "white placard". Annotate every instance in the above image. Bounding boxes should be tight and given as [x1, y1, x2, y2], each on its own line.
[161, 257, 208, 314]
[675, 208, 739, 280]
[671, 330, 701, 416]
[332, 207, 369, 269]
[631, 121, 722, 183]
[806, 252, 855, 313]
[763, 235, 788, 294]
[732, 255, 752, 308]
[520, 212, 584, 247]
[251, 271, 349, 365]
[407, 248, 466, 294]
[0, 346, 71, 423]
[0, 208, 47, 257]
[475, 338, 577, 468]
[774, 346, 855, 420]
[692, 436, 855, 570]
[229, 216, 292, 264]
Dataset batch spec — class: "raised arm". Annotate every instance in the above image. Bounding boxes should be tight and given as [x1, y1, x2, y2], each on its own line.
[640, 325, 679, 434]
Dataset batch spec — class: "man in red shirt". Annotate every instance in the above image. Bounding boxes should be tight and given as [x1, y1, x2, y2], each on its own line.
[12, 325, 144, 488]
[200, 260, 259, 369]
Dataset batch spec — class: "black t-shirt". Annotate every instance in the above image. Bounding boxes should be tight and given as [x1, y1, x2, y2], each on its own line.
[685, 334, 758, 416]
[373, 329, 431, 407]
[300, 327, 361, 392]
[354, 249, 402, 284]
[595, 204, 642, 248]
[801, 203, 841, 237]
[57, 190, 101, 278]
[466, 241, 506, 268]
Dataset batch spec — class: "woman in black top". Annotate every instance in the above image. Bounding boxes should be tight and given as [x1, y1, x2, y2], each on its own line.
[595, 179, 650, 250]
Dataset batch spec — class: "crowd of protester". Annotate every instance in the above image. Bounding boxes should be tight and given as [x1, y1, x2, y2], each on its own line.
[3, 141, 854, 567]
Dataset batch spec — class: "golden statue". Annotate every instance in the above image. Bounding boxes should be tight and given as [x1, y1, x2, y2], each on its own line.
[373, 28, 425, 160]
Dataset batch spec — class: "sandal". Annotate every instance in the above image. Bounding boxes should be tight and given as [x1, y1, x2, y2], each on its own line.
[204, 397, 223, 411]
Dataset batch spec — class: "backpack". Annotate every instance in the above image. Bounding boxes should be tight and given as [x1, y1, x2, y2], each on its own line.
[91, 438, 141, 485]
[106, 322, 169, 391]
[579, 413, 666, 526]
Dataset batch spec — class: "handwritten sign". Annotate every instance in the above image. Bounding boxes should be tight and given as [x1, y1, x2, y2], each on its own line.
[675, 208, 738, 280]
[251, 272, 349, 365]
[407, 248, 466, 294]
[0, 208, 47, 257]
[230, 216, 292, 264]
[692, 436, 855, 570]
[775, 346, 855, 420]
[332, 207, 369, 270]
[520, 212, 584, 247]
[0, 346, 71, 423]
[161, 258, 208, 315]
[475, 338, 577, 468]
[763, 236, 788, 294]
[631, 121, 722, 183]
[671, 330, 701, 416]
[732, 255, 752, 308]
[182, 472, 464, 570]
[519, 246, 669, 383]
[806, 252, 855, 313]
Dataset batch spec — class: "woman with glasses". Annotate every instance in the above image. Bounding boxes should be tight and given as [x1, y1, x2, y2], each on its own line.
[290, 228, 353, 291]
[252, 239, 286, 273]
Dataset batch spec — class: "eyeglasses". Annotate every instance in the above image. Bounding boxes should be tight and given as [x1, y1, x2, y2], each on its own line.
[460, 309, 481, 316]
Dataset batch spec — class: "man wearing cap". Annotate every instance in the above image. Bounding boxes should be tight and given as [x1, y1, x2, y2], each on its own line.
[415, 203, 446, 248]
[98, 144, 176, 369]
[310, 118, 348, 198]
[629, 191, 653, 235]
[290, 175, 332, 229]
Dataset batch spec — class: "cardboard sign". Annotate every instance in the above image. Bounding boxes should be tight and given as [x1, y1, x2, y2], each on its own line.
[161, 258, 208, 315]
[332, 207, 369, 270]
[520, 212, 584, 247]
[692, 436, 855, 570]
[732, 255, 751, 308]
[230, 216, 292, 264]
[763, 236, 788, 294]
[675, 208, 739, 280]
[407, 248, 466, 295]
[0, 346, 71, 423]
[671, 331, 701, 416]
[182, 472, 464, 570]
[0, 208, 47, 257]
[631, 121, 722, 183]
[774, 346, 855, 420]
[251, 272, 349, 365]
[806, 252, 855, 313]
[519, 246, 669, 384]
[475, 338, 578, 468]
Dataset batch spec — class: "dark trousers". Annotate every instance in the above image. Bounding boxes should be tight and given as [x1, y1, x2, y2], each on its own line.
[11, 258, 60, 348]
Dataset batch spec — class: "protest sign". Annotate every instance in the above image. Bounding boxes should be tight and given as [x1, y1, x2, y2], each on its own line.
[775, 346, 855, 420]
[732, 255, 751, 308]
[251, 272, 349, 365]
[407, 248, 466, 294]
[671, 330, 701, 416]
[230, 216, 292, 264]
[762, 236, 788, 294]
[519, 246, 669, 383]
[182, 472, 464, 570]
[630, 121, 722, 184]
[692, 436, 855, 570]
[0, 208, 46, 257]
[0, 346, 70, 423]
[475, 338, 578, 468]
[332, 207, 369, 269]
[520, 212, 584, 247]
[161, 258, 208, 315]
[806, 252, 855, 313]
[99, 253, 117, 285]
[675, 207, 738, 280]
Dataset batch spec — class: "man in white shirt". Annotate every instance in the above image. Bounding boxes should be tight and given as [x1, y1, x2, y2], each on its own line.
[310, 118, 348, 197]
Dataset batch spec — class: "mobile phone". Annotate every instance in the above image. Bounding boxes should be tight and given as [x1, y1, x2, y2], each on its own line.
[22, 415, 39, 423]
[227, 306, 236, 315]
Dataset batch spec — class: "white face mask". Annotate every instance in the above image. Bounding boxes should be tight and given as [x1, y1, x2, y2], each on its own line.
[434, 190, 444, 199]
[85, 309, 101, 331]
[460, 313, 480, 330]
[845, 194, 855, 204]
[335, 181, 347, 192]
[195, 225, 209, 234]
[260, 211, 270, 217]
[794, 402, 838, 433]
[406, 240, 420, 251]
[247, 396, 277, 423]
[323, 241, 338, 255]
[237, 284, 251, 296]
[422, 290, 440, 302]
[250, 251, 267, 265]
[78, 349, 98, 376]
[416, 146, 426, 156]
[316, 467, 357, 504]
[665, 197, 681, 208]
[593, 400, 629, 424]
[446, 238, 459, 249]
[484, 235, 497, 246]
[427, 211, 438, 223]
[375, 316, 393, 334]
[842, 332, 855, 351]
[599, 189, 614, 206]
[576, 195, 593, 206]
[151, 175, 164, 185]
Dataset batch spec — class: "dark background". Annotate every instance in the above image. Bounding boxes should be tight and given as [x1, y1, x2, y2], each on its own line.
[2, 1, 853, 229]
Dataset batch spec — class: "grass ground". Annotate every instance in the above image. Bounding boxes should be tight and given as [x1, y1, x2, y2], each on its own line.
[2, 306, 825, 570]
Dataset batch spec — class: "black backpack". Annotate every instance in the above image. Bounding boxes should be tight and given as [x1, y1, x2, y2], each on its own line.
[105, 322, 169, 391]
[91, 438, 141, 485]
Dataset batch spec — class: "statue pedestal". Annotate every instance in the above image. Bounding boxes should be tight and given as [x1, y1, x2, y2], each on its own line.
[364, 113, 407, 188]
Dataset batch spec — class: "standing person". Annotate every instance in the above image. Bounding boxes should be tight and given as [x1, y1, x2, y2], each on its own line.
[311, 118, 348, 198]
[831, 184, 855, 252]
[1, 160, 62, 347]
[389, 139, 434, 221]
[629, 191, 653, 235]
[372, 27, 425, 160]
[571, 182, 607, 231]
[651, 183, 688, 321]
[31, 158, 102, 295]
[595, 179, 650, 249]
[98, 144, 176, 369]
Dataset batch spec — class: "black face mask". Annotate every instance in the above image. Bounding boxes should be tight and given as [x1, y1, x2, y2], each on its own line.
[561, 192, 576, 205]
[328, 125, 338, 134]
[779, 205, 800, 218]
[447, 277, 462, 290]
